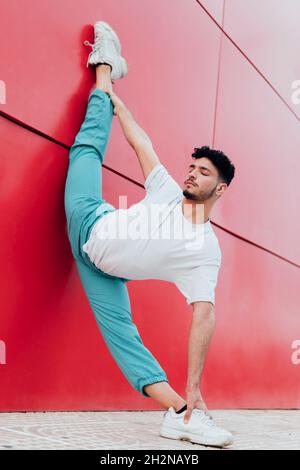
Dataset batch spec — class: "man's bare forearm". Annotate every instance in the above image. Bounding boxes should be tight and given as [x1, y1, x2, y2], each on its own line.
[116, 106, 151, 149]
[186, 304, 215, 390]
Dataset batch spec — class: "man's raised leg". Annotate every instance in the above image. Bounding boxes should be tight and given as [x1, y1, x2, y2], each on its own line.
[64, 65, 116, 260]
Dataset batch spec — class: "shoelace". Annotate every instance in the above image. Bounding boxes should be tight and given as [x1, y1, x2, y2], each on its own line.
[191, 409, 219, 428]
[83, 40, 98, 68]
[83, 39, 115, 84]
[165, 408, 218, 429]
[83, 40, 108, 67]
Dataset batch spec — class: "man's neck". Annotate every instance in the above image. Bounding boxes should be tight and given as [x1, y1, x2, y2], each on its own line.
[181, 198, 210, 224]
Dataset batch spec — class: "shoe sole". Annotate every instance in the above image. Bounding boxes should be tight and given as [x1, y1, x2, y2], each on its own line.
[160, 426, 233, 448]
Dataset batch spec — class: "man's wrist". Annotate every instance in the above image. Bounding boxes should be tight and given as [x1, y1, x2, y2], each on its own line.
[186, 381, 200, 391]
[115, 105, 130, 117]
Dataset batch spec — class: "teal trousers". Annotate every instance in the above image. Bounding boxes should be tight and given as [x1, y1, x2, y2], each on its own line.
[64, 87, 169, 398]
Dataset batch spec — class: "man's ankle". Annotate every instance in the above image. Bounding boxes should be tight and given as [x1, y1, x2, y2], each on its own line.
[174, 401, 187, 412]
[96, 63, 112, 72]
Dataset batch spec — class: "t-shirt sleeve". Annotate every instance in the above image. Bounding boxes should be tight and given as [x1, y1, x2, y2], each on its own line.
[144, 163, 182, 199]
[175, 259, 221, 306]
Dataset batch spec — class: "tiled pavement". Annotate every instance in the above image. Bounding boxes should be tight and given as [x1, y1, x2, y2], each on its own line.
[0, 410, 299, 450]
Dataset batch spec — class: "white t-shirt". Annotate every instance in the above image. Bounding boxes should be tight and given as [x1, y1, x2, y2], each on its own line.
[82, 164, 222, 305]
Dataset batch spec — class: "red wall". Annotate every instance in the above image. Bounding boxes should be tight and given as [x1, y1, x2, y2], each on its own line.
[0, 0, 299, 411]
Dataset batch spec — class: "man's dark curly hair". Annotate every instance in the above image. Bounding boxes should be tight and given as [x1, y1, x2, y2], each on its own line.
[191, 146, 235, 186]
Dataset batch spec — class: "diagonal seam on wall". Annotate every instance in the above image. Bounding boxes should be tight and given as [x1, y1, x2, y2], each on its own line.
[0, 2, 299, 269]
[0, 109, 144, 189]
[0, 109, 299, 269]
[211, 0, 225, 150]
[195, 0, 300, 269]
[197, 0, 300, 123]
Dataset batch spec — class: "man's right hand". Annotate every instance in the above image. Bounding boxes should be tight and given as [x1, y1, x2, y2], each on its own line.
[106, 90, 128, 116]
[184, 387, 212, 424]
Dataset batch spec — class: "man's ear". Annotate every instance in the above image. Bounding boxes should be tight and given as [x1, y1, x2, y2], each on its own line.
[216, 182, 227, 197]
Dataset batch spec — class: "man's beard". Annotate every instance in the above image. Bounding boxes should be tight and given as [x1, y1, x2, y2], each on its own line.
[182, 183, 218, 202]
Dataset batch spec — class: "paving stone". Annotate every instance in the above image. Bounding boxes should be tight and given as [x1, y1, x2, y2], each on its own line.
[0, 410, 299, 450]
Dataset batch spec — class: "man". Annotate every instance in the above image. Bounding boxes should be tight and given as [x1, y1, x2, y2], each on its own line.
[64, 21, 235, 448]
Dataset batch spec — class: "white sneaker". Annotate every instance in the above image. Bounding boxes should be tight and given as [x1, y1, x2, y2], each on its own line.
[83, 20, 128, 80]
[160, 406, 234, 448]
